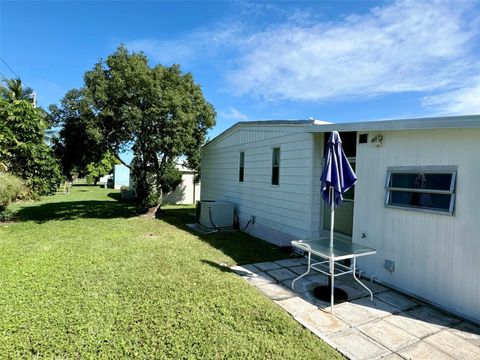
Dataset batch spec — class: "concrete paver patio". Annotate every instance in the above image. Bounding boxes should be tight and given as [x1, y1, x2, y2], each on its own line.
[231, 258, 480, 360]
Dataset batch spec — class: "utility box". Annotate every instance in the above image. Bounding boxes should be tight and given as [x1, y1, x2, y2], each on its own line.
[196, 200, 234, 231]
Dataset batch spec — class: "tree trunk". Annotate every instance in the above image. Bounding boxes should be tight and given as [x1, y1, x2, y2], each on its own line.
[143, 204, 160, 218]
[141, 188, 163, 218]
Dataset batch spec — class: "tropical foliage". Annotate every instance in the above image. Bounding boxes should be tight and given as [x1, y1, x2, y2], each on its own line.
[0, 97, 62, 197]
[0, 78, 34, 102]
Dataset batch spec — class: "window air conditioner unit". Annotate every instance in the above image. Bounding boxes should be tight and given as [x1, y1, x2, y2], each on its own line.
[196, 200, 234, 232]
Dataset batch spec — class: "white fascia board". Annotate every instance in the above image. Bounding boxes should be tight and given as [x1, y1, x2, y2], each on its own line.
[305, 114, 480, 133]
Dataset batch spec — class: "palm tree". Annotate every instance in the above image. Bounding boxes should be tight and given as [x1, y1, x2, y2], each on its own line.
[0, 78, 34, 102]
[0, 78, 54, 142]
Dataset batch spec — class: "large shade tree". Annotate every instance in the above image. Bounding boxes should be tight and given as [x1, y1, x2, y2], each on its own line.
[51, 46, 215, 214]
[50, 88, 106, 178]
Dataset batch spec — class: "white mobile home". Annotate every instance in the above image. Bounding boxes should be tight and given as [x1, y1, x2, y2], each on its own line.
[201, 116, 480, 323]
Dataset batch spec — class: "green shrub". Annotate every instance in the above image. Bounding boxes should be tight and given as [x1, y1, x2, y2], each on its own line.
[0, 173, 24, 211]
[85, 174, 93, 184]
[0, 207, 13, 221]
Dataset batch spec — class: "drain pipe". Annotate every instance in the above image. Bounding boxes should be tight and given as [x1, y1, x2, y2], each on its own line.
[240, 215, 255, 231]
[208, 206, 219, 231]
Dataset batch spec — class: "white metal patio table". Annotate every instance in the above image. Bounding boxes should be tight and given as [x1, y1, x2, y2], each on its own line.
[291, 237, 376, 313]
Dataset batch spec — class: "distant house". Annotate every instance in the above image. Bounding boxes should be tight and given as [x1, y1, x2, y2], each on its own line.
[127, 164, 200, 205]
[98, 174, 110, 185]
[112, 164, 130, 189]
[201, 116, 480, 324]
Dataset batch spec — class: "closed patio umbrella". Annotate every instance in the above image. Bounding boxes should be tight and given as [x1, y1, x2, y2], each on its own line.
[315, 131, 357, 303]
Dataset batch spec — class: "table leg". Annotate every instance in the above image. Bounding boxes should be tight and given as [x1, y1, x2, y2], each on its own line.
[291, 252, 311, 290]
[352, 257, 374, 302]
[330, 257, 334, 313]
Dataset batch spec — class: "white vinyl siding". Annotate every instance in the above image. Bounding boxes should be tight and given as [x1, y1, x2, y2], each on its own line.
[201, 126, 316, 243]
[353, 128, 480, 322]
[203, 121, 480, 323]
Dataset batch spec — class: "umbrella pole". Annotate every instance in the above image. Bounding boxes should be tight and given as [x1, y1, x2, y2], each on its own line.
[330, 186, 335, 248]
[330, 186, 335, 311]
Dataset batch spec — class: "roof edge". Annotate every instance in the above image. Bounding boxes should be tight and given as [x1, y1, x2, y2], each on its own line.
[306, 114, 480, 133]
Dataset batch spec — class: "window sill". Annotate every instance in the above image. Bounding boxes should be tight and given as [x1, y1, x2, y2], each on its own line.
[384, 204, 454, 216]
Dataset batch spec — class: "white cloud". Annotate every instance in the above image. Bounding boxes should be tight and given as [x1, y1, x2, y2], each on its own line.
[217, 107, 249, 121]
[228, 0, 479, 102]
[126, 39, 196, 66]
[421, 77, 480, 115]
[125, 24, 241, 66]
[125, 0, 480, 114]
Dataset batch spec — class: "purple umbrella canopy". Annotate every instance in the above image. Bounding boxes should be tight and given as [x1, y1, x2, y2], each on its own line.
[321, 131, 357, 207]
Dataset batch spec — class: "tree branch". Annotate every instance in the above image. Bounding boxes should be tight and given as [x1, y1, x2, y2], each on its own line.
[112, 151, 131, 169]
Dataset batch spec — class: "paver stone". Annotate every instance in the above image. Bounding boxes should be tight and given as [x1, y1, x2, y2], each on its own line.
[357, 319, 419, 351]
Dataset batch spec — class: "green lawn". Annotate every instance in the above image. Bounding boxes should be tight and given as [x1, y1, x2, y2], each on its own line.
[0, 185, 342, 358]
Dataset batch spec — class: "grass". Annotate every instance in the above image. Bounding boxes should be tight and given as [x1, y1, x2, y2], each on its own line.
[0, 185, 342, 358]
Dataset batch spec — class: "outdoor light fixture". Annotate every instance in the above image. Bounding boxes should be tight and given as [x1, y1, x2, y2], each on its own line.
[371, 134, 383, 147]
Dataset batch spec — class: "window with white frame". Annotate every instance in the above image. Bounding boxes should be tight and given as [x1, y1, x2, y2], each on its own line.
[385, 166, 457, 215]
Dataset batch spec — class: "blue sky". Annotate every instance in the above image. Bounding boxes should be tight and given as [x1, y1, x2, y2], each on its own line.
[2, 0, 480, 143]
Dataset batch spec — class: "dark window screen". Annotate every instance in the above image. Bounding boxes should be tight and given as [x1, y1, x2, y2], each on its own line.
[239, 152, 244, 182]
[389, 173, 452, 191]
[386, 170, 456, 214]
[324, 131, 357, 157]
[272, 148, 280, 185]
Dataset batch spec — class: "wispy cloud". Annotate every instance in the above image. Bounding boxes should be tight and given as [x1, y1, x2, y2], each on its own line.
[228, 1, 479, 102]
[217, 107, 249, 121]
[421, 77, 480, 115]
[125, 0, 480, 114]
[126, 39, 196, 66]
[125, 24, 241, 67]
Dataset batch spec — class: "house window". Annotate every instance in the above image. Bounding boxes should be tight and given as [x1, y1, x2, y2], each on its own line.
[271, 147, 280, 185]
[239, 152, 245, 182]
[385, 166, 457, 215]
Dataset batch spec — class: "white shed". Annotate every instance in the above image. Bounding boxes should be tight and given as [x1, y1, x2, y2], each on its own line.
[201, 116, 480, 323]
[162, 165, 201, 205]
[128, 164, 200, 205]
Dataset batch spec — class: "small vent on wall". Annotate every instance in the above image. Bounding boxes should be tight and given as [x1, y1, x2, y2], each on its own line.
[359, 134, 368, 144]
[384, 259, 395, 273]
